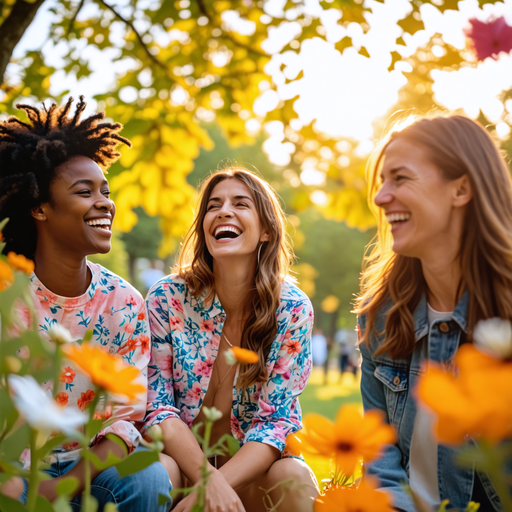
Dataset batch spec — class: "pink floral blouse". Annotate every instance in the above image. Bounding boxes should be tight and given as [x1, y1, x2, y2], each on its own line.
[14, 261, 149, 461]
[144, 275, 313, 454]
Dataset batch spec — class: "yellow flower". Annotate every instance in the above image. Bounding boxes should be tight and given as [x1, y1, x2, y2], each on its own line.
[7, 252, 34, 274]
[62, 343, 145, 401]
[0, 260, 14, 290]
[225, 346, 259, 365]
[314, 477, 392, 512]
[297, 405, 395, 475]
[417, 344, 512, 444]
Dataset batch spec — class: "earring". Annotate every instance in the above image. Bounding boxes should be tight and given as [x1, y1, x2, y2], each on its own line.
[257, 243, 264, 265]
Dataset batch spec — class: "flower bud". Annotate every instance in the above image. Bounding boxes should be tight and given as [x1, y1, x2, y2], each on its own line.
[203, 406, 223, 422]
[474, 318, 512, 359]
[147, 424, 163, 442]
[48, 324, 73, 345]
[5, 356, 22, 374]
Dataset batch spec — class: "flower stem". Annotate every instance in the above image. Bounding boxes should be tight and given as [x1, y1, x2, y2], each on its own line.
[26, 429, 39, 512]
[480, 441, 512, 512]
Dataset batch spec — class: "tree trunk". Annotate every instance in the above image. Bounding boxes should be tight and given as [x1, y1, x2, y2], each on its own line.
[0, 0, 46, 86]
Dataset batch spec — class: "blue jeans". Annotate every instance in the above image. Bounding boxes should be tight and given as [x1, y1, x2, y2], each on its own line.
[19, 447, 172, 512]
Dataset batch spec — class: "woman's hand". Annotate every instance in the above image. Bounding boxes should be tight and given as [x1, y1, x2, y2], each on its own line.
[173, 469, 245, 512]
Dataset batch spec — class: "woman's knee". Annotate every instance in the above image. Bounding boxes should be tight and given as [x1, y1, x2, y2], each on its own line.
[159, 453, 183, 490]
[267, 458, 318, 489]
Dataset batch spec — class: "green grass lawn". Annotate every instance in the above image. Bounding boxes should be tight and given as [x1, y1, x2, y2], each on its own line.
[299, 368, 362, 484]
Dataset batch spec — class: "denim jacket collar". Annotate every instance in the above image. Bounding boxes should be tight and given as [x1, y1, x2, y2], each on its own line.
[413, 289, 469, 342]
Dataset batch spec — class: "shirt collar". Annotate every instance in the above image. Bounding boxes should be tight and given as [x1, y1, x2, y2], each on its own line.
[413, 289, 469, 341]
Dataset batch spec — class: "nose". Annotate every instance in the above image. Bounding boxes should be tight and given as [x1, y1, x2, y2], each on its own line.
[217, 201, 233, 218]
[96, 195, 114, 212]
[374, 182, 393, 209]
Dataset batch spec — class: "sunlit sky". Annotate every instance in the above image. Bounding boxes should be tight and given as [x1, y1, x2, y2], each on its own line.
[8, 0, 512, 171]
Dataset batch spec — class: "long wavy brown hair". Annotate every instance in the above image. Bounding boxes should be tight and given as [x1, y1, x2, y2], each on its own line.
[176, 166, 293, 388]
[355, 114, 512, 359]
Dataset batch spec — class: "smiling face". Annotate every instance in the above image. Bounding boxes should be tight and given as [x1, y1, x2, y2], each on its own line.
[203, 178, 269, 264]
[374, 138, 469, 259]
[33, 155, 115, 257]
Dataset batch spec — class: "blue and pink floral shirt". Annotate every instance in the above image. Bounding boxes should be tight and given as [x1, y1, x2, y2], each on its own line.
[144, 275, 313, 454]
[13, 261, 149, 463]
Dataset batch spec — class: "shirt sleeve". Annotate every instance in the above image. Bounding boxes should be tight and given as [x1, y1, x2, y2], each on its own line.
[243, 299, 313, 453]
[143, 285, 182, 432]
[93, 300, 150, 453]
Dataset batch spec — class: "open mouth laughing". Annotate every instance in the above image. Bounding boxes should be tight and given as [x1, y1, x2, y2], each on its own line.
[85, 218, 112, 232]
[386, 212, 411, 231]
[213, 224, 242, 241]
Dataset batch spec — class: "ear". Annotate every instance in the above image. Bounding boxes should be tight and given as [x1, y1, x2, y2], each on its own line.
[31, 205, 47, 222]
[260, 231, 270, 243]
[453, 175, 472, 208]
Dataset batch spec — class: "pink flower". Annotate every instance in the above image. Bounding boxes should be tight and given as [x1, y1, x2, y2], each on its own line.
[124, 323, 135, 334]
[200, 319, 215, 332]
[298, 359, 311, 391]
[186, 382, 202, 402]
[274, 357, 290, 376]
[181, 408, 195, 426]
[170, 298, 184, 314]
[230, 415, 244, 441]
[465, 16, 512, 61]
[280, 330, 292, 343]
[127, 295, 137, 307]
[160, 355, 173, 379]
[169, 316, 184, 332]
[195, 358, 214, 378]
[258, 399, 276, 418]
[211, 333, 221, 345]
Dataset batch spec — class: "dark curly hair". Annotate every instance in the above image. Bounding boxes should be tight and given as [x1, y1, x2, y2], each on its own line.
[0, 96, 131, 259]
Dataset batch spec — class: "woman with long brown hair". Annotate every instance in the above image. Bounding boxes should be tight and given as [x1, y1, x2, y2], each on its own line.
[144, 166, 318, 511]
[356, 114, 512, 512]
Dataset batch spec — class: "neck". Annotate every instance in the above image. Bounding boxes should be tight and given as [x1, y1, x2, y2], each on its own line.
[34, 242, 90, 297]
[213, 256, 257, 322]
[421, 256, 461, 312]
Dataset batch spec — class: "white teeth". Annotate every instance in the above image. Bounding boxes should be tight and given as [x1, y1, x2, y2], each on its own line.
[214, 225, 242, 237]
[386, 213, 411, 223]
[86, 219, 111, 227]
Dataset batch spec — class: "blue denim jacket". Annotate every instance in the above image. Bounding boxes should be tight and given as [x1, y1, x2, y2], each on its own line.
[359, 292, 501, 511]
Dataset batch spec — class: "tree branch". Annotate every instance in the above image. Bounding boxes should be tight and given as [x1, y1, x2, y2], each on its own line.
[67, 0, 86, 36]
[0, 0, 46, 86]
[97, 0, 167, 70]
[196, 0, 268, 57]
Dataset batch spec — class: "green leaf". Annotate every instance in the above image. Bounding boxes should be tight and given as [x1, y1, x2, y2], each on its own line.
[115, 449, 159, 478]
[35, 495, 54, 512]
[104, 503, 119, 512]
[82, 494, 98, 512]
[0, 217, 9, 232]
[105, 433, 128, 456]
[53, 496, 74, 512]
[87, 450, 123, 472]
[36, 434, 66, 460]
[82, 329, 94, 343]
[158, 493, 172, 506]
[0, 272, 30, 320]
[55, 476, 79, 496]
[0, 493, 26, 512]
[218, 434, 240, 457]
[0, 423, 30, 461]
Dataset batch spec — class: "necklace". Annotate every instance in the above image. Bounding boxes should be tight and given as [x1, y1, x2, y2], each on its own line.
[209, 333, 237, 405]
[223, 332, 234, 347]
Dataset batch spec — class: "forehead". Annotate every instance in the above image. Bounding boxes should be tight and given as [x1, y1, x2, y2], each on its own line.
[209, 178, 253, 199]
[54, 155, 106, 184]
[381, 138, 430, 171]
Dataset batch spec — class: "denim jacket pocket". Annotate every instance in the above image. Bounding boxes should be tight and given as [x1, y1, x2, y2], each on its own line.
[374, 364, 408, 426]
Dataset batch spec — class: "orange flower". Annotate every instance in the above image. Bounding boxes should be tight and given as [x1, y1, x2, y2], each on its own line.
[0, 260, 14, 290]
[139, 334, 150, 355]
[7, 252, 34, 274]
[60, 366, 76, 384]
[285, 339, 301, 355]
[298, 405, 395, 475]
[138, 311, 146, 321]
[77, 389, 95, 410]
[117, 338, 138, 356]
[226, 346, 259, 365]
[314, 477, 392, 512]
[417, 344, 512, 444]
[55, 392, 69, 406]
[63, 343, 145, 401]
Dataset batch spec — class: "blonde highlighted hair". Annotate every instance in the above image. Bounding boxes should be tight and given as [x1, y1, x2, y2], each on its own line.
[175, 166, 293, 388]
[355, 114, 512, 359]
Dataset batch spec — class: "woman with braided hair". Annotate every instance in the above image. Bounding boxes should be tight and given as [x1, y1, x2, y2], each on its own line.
[0, 97, 173, 511]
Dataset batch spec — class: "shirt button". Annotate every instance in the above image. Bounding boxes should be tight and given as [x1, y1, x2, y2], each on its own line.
[393, 376, 401, 386]
[439, 322, 450, 333]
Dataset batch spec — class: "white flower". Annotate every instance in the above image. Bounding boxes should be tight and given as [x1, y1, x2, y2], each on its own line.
[8, 375, 87, 435]
[473, 318, 512, 359]
[203, 406, 223, 422]
[48, 324, 73, 345]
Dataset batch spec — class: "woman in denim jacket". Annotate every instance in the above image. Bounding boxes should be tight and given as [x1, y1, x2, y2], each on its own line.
[356, 115, 512, 512]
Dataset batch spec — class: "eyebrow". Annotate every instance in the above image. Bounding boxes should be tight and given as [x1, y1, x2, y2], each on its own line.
[69, 179, 109, 190]
[207, 195, 254, 203]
